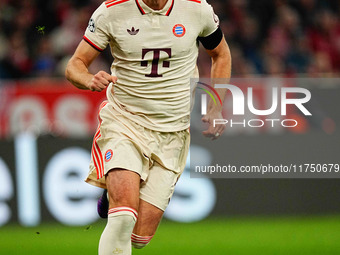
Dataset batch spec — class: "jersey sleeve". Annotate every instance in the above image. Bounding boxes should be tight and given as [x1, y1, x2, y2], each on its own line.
[83, 4, 110, 52]
[199, 0, 220, 38]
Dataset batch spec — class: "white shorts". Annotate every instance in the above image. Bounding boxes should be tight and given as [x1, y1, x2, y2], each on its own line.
[85, 101, 190, 211]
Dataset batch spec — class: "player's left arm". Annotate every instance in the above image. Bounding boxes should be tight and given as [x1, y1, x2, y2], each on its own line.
[202, 36, 231, 140]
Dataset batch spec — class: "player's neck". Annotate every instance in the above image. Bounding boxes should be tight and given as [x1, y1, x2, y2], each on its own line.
[142, 0, 168, 10]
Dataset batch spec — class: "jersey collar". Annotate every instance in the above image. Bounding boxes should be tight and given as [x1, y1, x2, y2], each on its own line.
[135, 0, 174, 16]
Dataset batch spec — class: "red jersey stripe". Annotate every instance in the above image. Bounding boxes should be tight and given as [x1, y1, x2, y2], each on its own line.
[105, 0, 118, 5]
[135, 0, 145, 14]
[187, 0, 201, 3]
[165, 0, 174, 16]
[106, 0, 129, 8]
[83, 36, 104, 52]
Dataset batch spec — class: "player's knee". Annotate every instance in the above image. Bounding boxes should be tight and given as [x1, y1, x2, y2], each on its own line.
[131, 233, 153, 249]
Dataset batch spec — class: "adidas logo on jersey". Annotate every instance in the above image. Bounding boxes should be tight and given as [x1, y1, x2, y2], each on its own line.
[127, 27, 139, 35]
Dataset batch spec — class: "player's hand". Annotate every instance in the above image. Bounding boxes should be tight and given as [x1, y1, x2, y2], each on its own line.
[202, 110, 226, 140]
[88, 71, 117, 92]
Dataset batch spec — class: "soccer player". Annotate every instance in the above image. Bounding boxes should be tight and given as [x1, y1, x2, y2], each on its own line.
[65, 0, 231, 254]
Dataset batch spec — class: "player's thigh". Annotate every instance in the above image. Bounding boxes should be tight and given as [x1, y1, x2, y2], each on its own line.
[133, 199, 164, 236]
[106, 169, 141, 210]
[134, 163, 180, 235]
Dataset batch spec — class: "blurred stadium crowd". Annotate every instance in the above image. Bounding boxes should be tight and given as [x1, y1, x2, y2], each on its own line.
[0, 0, 340, 79]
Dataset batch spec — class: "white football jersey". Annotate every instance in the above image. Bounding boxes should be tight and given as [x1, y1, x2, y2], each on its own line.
[84, 0, 219, 132]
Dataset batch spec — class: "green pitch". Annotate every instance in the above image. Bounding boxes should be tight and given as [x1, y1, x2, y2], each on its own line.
[1, 216, 340, 255]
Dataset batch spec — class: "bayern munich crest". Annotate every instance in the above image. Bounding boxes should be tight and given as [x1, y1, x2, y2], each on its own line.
[104, 149, 113, 162]
[173, 24, 186, 37]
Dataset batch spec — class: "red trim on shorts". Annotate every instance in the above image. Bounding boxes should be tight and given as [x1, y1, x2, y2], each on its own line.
[91, 101, 108, 179]
[105, 0, 130, 8]
[187, 0, 201, 3]
[94, 133, 104, 178]
[92, 129, 103, 179]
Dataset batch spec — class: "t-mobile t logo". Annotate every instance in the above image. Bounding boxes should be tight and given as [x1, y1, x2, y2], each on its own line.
[141, 48, 172, 77]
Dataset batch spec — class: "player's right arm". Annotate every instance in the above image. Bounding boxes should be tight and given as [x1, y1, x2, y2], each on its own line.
[65, 40, 116, 92]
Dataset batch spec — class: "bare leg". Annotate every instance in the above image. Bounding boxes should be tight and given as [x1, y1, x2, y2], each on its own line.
[131, 199, 164, 249]
[106, 169, 140, 210]
[133, 199, 163, 236]
[98, 169, 140, 255]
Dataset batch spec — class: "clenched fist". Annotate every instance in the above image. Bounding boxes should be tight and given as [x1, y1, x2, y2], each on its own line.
[88, 71, 118, 92]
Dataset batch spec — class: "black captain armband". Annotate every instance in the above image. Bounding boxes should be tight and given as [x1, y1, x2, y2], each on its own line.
[198, 27, 223, 50]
